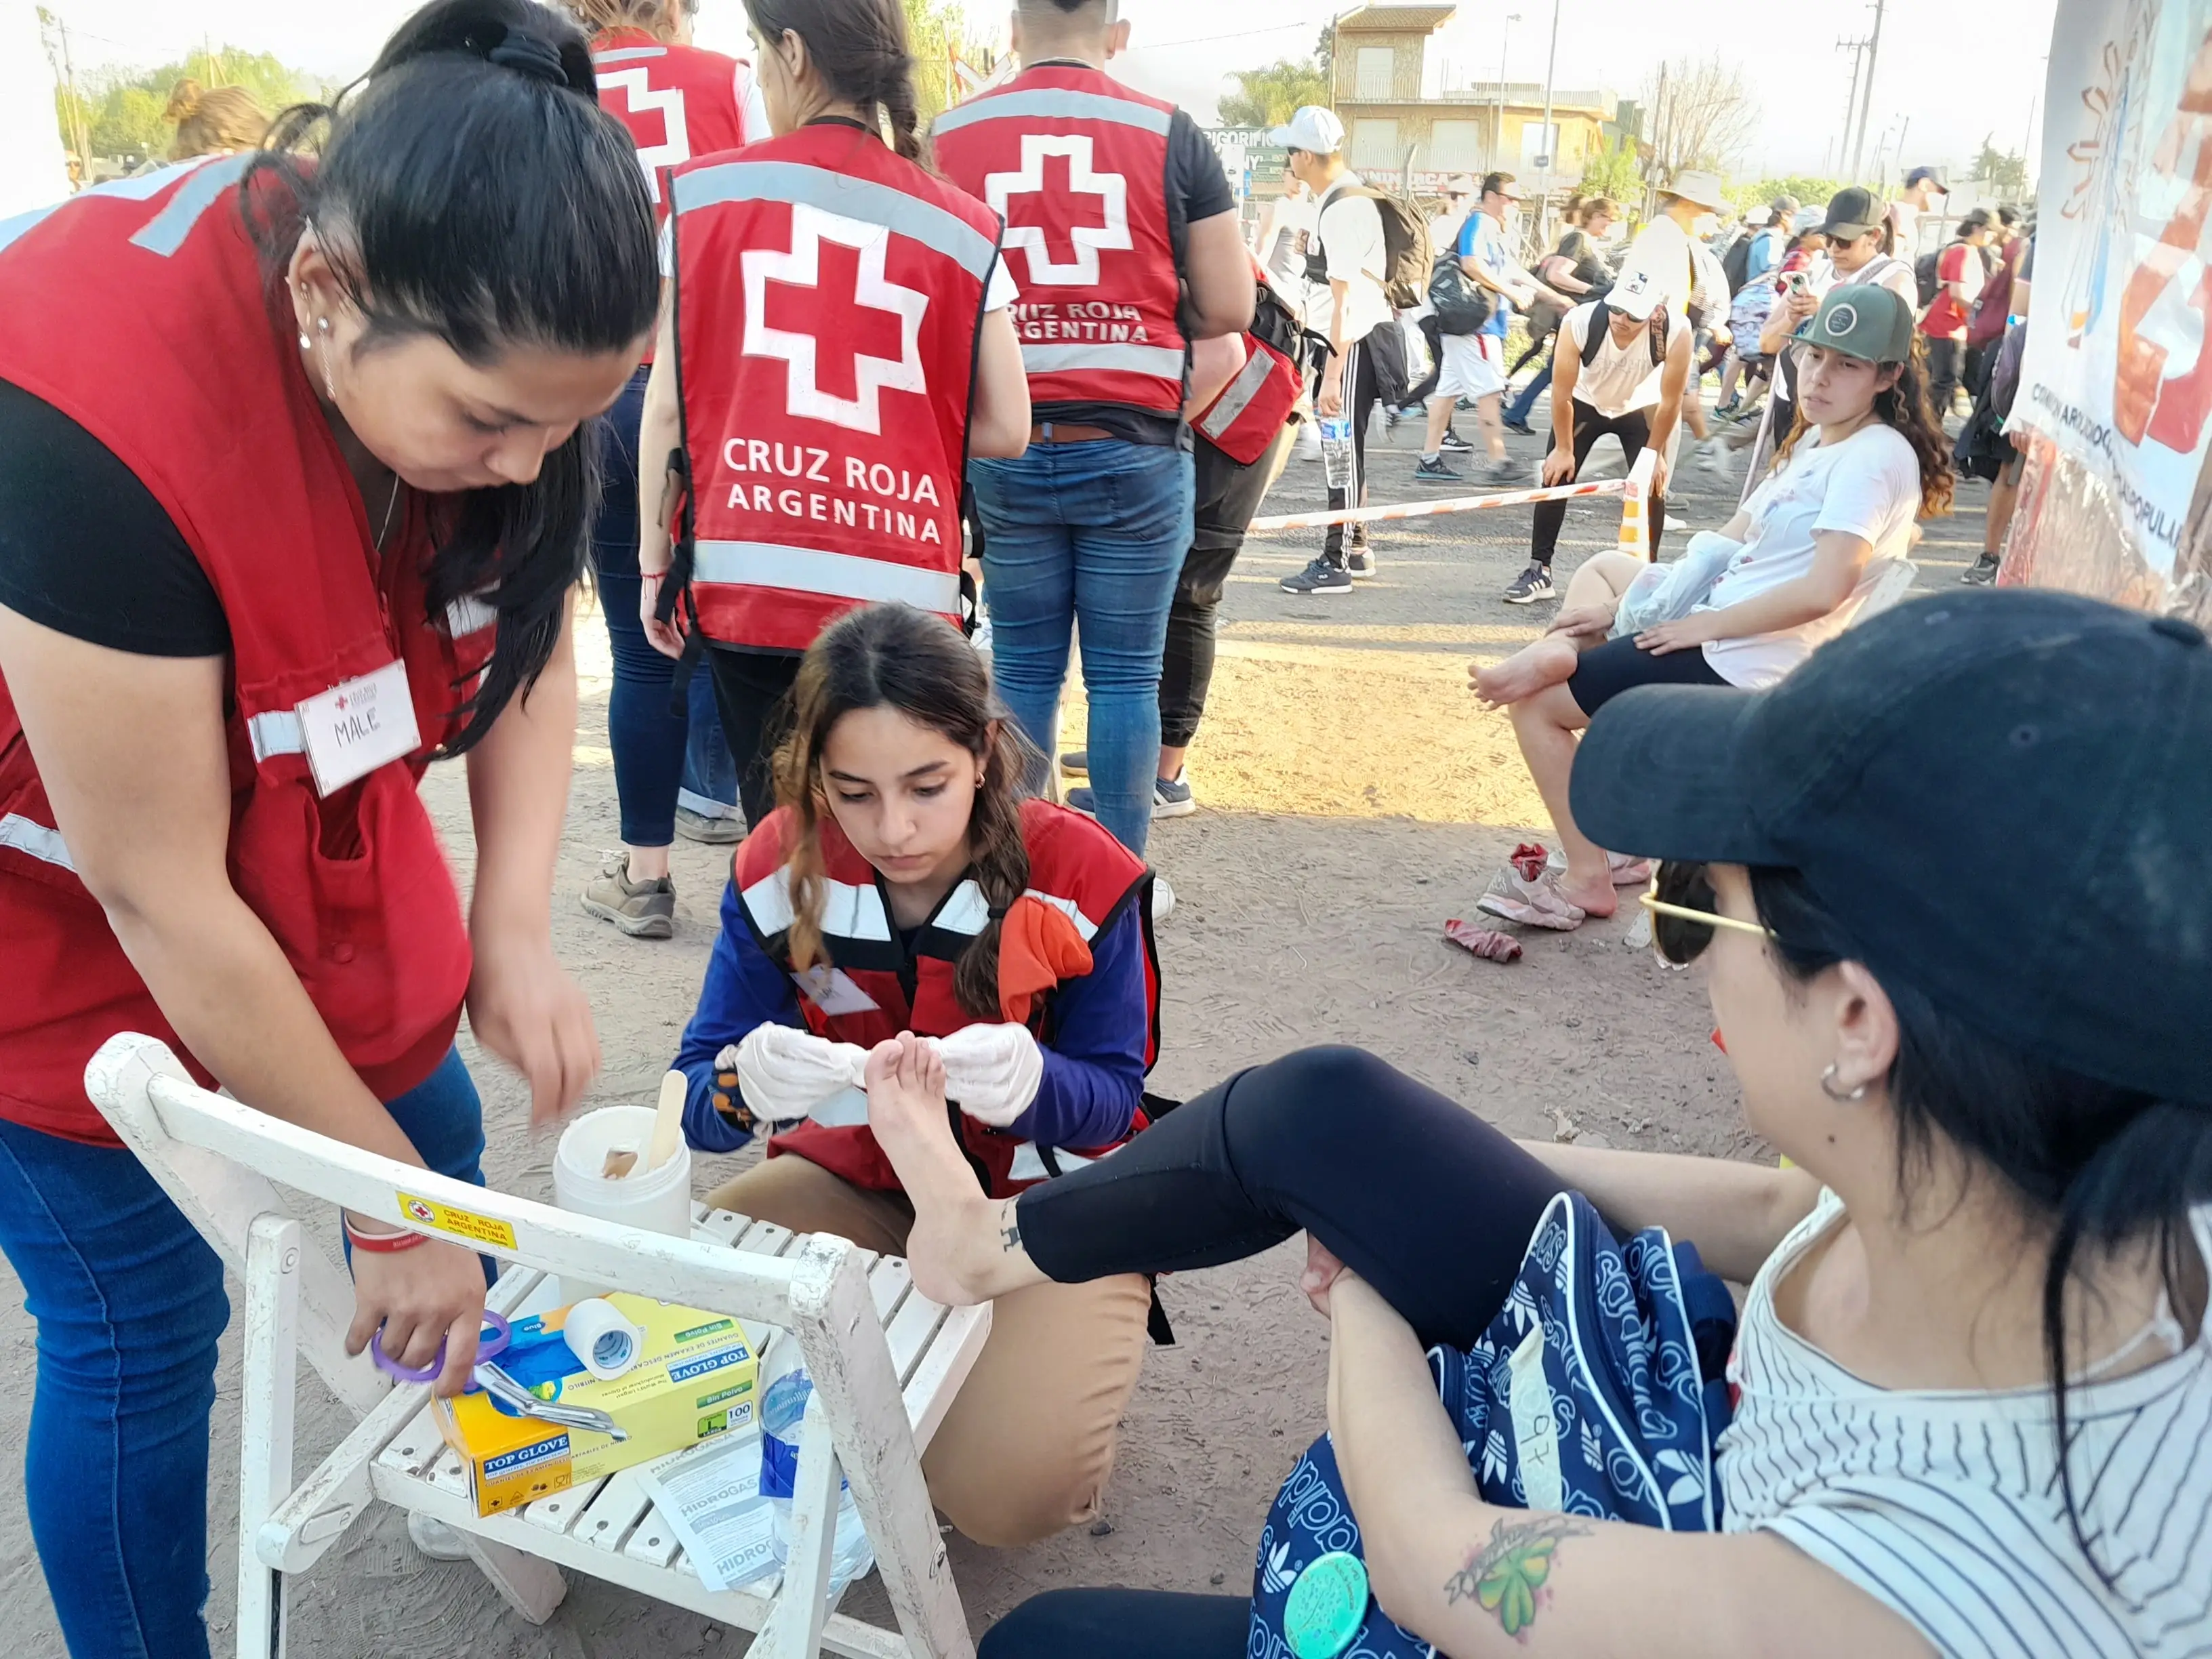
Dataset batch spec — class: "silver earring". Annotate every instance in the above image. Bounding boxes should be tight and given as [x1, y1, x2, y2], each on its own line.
[1820, 1063, 1868, 1102]
[298, 332, 310, 351]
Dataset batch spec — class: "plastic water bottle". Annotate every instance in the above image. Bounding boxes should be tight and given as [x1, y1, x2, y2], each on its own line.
[1317, 415, 1355, 490]
[758, 1338, 876, 1594]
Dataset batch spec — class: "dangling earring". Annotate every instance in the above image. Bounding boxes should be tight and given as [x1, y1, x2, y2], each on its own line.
[1819, 1063, 1868, 1102]
[315, 317, 336, 400]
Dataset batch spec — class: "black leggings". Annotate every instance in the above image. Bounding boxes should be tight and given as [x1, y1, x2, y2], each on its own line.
[1529, 405, 1667, 569]
[704, 645, 802, 828]
[995, 1047, 1571, 1659]
[1017, 1045, 1568, 1353]
[1159, 424, 1297, 749]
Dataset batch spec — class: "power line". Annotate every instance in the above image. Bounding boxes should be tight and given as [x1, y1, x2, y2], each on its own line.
[1136, 16, 1329, 51]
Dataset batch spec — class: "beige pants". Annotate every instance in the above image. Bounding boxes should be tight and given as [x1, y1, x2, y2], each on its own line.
[704, 1153, 1151, 1548]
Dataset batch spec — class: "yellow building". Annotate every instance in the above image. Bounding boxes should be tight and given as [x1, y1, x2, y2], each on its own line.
[1331, 4, 1632, 196]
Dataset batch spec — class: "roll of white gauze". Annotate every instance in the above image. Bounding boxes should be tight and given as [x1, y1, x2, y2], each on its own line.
[563, 1296, 649, 1380]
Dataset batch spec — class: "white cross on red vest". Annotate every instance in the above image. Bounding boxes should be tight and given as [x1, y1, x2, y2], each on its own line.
[741, 201, 928, 434]
[985, 134, 1131, 286]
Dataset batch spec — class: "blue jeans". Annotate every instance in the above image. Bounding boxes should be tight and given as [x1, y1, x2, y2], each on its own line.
[593, 367, 739, 845]
[1505, 361, 1551, 427]
[0, 1048, 490, 1659]
[970, 440, 1194, 856]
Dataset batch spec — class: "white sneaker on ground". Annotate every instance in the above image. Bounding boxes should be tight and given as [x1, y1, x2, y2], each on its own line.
[1473, 844, 1586, 931]
[1151, 873, 1177, 922]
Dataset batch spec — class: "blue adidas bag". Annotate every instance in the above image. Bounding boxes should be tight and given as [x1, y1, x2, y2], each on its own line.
[1249, 1191, 1738, 1658]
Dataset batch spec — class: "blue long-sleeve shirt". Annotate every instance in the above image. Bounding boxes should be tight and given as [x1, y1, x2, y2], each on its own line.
[674, 876, 1150, 1155]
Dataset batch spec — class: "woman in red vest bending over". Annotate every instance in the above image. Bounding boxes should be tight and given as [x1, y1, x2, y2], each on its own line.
[567, 0, 769, 939]
[672, 602, 1163, 1547]
[0, 3, 656, 1650]
[637, 0, 1031, 824]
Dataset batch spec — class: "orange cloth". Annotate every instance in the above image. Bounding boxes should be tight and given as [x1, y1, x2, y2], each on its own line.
[996, 894, 1094, 1024]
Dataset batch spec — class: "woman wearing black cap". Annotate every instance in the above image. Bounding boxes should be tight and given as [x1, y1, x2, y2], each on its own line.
[859, 588, 2212, 1658]
[0, 1, 655, 1649]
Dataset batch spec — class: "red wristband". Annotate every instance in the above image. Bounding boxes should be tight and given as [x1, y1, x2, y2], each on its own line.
[345, 1216, 430, 1253]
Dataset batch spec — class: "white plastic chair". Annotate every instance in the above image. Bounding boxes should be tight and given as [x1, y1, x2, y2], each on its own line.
[1852, 557, 1921, 623]
[83, 1032, 991, 1659]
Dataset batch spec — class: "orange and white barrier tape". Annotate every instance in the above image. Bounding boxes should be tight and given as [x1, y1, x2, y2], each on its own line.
[1250, 448, 1658, 558]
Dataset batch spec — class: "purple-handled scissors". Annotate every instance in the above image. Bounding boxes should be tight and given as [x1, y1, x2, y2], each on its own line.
[371, 1309, 512, 1384]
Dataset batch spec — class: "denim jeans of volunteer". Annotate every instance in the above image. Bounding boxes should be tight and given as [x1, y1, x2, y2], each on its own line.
[593, 366, 740, 845]
[0, 1046, 491, 1659]
[970, 438, 1194, 857]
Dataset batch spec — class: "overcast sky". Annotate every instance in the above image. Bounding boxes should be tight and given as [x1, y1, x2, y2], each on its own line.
[43, 0, 2056, 179]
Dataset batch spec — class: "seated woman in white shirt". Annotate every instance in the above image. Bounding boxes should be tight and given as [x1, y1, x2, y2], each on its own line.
[1476, 285, 1951, 926]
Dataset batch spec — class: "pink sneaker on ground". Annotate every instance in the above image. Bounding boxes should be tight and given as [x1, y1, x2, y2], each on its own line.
[1475, 845, 1587, 931]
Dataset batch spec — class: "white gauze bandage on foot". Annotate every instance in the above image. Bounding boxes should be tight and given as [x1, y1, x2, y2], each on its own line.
[928, 1023, 1044, 1127]
[722, 1023, 871, 1128]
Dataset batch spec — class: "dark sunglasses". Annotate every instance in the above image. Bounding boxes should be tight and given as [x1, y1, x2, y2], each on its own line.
[1643, 861, 1774, 964]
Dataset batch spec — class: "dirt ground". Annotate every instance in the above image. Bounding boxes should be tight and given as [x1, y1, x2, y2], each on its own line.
[0, 400, 1990, 1655]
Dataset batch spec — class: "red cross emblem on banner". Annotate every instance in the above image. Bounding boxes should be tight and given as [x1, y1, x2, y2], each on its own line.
[741, 203, 928, 434]
[985, 134, 1131, 286]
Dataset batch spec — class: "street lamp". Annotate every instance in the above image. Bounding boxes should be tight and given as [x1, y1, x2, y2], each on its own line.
[1494, 12, 1521, 171]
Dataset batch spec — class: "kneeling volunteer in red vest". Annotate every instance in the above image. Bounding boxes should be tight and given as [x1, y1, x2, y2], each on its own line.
[672, 602, 1163, 1548]
[0, 4, 655, 1650]
[637, 0, 1030, 827]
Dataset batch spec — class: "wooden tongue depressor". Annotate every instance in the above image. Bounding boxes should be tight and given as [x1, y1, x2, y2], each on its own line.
[645, 1069, 687, 1172]
[601, 1148, 639, 1179]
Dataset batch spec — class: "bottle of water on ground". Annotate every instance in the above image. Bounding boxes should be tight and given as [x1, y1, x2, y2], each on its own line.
[758, 1336, 876, 1596]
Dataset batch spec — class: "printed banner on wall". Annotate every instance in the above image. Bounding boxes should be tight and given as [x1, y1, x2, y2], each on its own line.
[2008, 0, 2212, 621]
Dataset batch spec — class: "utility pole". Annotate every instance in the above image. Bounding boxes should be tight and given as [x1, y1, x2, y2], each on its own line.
[1538, 0, 1560, 211]
[1494, 12, 1519, 172]
[1849, 0, 1887, 178]
[47, 12, 91, 179]
[1835, 34, 1868, 178]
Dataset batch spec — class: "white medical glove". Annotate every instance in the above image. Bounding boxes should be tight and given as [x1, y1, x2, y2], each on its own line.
[721, 1023, 869, 1128]
[930, 1023, 1044, 1128]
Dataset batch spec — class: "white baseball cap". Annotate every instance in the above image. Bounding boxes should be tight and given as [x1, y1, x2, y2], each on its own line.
[1660, 169, 1727, 213]
[1605, 268, 1666, 321]
[1270, 106, 1345, 156]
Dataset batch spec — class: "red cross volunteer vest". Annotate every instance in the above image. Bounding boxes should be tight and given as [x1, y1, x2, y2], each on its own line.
[933, 64, 1187, 417]
[731, 799, 1162, 1197]
[669, 124, 998, 652]
[590, 28, 757, 222]
[0, 158, 495, 1143]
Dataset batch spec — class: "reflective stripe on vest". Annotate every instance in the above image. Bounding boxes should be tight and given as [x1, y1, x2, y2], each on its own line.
[591, 44, 664, 63]
[1197, 345, 1279, 443]
[741, 867, 893, 943]
[1019, 342, 1184, 378]
[0, 813, 73, 873]
[243, 598, 494, 764]
[933, 88, 1172, 136]
[932, 878, 1103, 943]
[693, 540, 960, 613]
[0, 152, 249, 258]
[673, 159, 998, 282]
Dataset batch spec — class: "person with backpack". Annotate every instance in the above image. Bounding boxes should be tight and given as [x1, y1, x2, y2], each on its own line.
[1416, 171, 1572, 489]
[1963, 205, 2026, 399]
[1271, 104, 1422, 595]
[1502, 195, 1618, 434]
[1499, 268, 1690, 605]
[1918, 207, 1994, 421]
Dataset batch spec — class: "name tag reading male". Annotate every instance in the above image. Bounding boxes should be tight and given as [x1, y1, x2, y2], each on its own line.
[296, 661, 421, 797]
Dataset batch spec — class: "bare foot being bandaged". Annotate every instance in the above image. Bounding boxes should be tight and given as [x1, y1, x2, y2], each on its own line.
[863, 1033, 1041, 1306]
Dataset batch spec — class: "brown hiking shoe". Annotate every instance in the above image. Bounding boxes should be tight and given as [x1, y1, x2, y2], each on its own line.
[580, 852, 676, 939]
